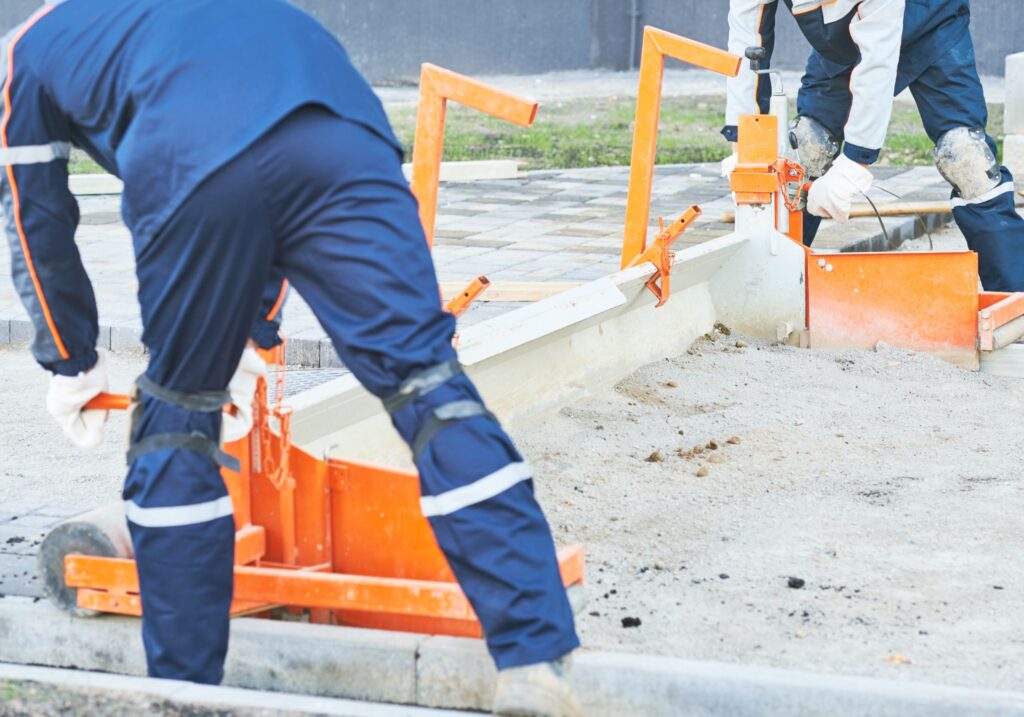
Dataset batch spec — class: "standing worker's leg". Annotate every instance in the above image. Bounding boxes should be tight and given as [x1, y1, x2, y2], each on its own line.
[793, 52, 851, 246]
[910, 33, 1024, 292]
[251, 106, 580, 715]
[124, 150, 276, 683]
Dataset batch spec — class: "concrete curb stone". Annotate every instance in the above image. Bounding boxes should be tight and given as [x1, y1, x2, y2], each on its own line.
[2, 597, 1022, 717]
[0, 662, 474, 716]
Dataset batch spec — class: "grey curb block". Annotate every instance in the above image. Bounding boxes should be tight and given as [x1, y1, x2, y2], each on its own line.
[0, 663, 471, 717]
[1, 597, 1022, 716]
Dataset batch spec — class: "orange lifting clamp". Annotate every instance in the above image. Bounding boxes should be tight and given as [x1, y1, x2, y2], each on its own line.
[626, 206, 701, 307]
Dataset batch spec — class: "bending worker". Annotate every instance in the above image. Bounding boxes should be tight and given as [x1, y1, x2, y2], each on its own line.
[723, 0, 1024, 292]
[2, 1, 581, 715]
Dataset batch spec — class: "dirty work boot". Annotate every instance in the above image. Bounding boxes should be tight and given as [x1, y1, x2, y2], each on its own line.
[492, 656, 583, 717]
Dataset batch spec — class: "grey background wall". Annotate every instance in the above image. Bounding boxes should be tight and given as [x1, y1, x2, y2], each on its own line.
[0, 1, 1020, 82]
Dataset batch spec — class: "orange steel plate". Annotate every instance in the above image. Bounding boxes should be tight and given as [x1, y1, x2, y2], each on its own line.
[807, 252, 979, 366]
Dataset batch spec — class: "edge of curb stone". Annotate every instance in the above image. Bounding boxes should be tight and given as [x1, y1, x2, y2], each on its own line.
[1, 597, 1023, 717]
[0, 214, 935, 368]
[0, 663, 474, 717]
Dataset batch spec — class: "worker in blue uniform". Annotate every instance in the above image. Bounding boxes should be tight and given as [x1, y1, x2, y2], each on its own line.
[2, 1, 580, 714]
[724, 0, 1024, 292]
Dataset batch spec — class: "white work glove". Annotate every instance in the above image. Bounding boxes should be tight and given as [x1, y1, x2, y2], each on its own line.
[222, 346, 266, 443]
[806, 155, 873, 223]
[46, 349, 109, 448]
[720, 147, 738, 178]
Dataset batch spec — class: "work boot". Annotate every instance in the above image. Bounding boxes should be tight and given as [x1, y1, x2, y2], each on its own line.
[492, 655, 583, 717]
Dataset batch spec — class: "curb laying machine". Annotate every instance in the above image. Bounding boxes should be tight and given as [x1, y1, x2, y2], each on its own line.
[40, 25, 1024, 640]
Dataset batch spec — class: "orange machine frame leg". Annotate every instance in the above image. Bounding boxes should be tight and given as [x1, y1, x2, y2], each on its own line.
[620, 27, 741, 269]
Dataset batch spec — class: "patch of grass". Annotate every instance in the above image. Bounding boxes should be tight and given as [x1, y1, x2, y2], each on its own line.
[387, 95, 1008, 170]
[69, 149, 105, 175]
[387, 96, 733, 170]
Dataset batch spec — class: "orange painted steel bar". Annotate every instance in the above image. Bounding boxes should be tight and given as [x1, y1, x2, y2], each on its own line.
[84, 393, 131, 411]
[67, 545, 584, 623]
[445, 276, 491, 317]
[411, 63, 538, 248]
[621, 27, 741, 269]
[978, 292, 1024, 351]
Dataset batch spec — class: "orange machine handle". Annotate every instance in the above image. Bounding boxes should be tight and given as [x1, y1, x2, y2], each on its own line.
[83, 392, 238, 417]
[85, 393, 131, 411]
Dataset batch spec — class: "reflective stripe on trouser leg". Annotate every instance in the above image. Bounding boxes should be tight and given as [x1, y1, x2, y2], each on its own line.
[388, 372, 580, 669]
[953, 169, 1024, 292]
[123, 394, 236, 684]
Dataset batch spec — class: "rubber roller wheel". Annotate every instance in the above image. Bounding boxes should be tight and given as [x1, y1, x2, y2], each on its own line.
[36, 501, 133, 617]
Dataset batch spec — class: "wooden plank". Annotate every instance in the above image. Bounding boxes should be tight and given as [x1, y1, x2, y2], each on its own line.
[439, 280, 581, 303]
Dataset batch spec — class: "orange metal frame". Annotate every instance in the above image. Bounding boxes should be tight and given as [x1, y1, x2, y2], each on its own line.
[79, 352, 584, 635]
[410, 63, 540, 316]
[410, 63, 538, 249]
[620, 26, 741, 269]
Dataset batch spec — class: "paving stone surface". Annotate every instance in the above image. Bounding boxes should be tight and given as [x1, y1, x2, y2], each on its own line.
[0, 164, 955, 367]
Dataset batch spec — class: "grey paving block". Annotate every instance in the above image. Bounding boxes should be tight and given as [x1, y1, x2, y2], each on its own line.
[31, 504, 91, 519]
[9, 319, 33, 347]
[319, 339, 344, 369]
[0, 552, 42, 597]
[109, 324, 145, 354]
[0, 524, 48, 556]
[285, 338, 322, 368]
[0, 317, 9, 345]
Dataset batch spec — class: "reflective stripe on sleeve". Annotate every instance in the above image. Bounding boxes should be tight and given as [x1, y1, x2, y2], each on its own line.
[124, 496, 234, 528]
[0, 141, 70, 166]
[420, 461, 532, 518]
[951, 182, 1015, 208]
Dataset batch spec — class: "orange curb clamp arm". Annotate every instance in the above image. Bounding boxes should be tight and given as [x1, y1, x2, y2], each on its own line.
[626, 205, 701, 307]
[621, 27, 741, 269]
[410, 64, 538, 317]
[410, 63, 538, 249]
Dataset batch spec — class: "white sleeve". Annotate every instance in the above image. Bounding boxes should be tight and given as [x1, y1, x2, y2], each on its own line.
[843, 0, 905, 156]
[725, 0, 776, 133]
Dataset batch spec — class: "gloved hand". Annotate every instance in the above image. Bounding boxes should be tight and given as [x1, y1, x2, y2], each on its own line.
[720, 145, 738, 178]
[46, 350, 109, 448]
[806, 155, 873, 223]
[222, 346, 266, 443]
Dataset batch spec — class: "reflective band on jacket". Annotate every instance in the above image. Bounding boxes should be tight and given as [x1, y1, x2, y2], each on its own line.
[0, 141, 70, 166]
[951, 182, 1015, 208]
[124, 495, 234, 528]
[420, 461, 532, 518]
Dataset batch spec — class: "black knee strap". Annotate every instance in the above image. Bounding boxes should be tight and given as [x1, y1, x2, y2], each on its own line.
[383, 359, 463, 414]
[135, 374, 230, 412]
[129, 376, 239, 472]
[411, 399, 494, 461]
[127, 431, 241, 472]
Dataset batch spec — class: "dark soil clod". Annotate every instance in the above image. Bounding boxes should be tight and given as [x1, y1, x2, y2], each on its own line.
[788, 577, 806, 589]
[621, 616, 642, 628]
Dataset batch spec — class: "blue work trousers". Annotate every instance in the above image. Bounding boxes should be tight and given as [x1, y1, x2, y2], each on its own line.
[123, 105, 579, 683]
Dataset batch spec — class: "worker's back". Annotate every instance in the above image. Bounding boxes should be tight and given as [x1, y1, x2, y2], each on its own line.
[7, 0, 400, 241]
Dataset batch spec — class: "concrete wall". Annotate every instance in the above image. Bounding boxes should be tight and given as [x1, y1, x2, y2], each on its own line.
[0, 0, 1020, 80]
